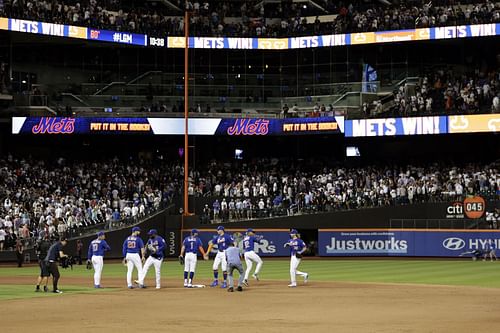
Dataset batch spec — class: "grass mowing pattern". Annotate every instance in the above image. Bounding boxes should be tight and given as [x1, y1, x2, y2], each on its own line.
[0, 285, 110, 301]
[1, 259, 499, 300]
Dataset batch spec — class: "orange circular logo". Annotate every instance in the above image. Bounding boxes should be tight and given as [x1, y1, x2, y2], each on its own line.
[463, 196, 486, 219]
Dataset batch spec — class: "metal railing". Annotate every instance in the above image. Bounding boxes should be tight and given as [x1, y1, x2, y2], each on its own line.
[389, 219, 488, 229]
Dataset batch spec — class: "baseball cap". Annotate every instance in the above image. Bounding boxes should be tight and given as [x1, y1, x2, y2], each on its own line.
[191, 229, 199, 234]
[247, 228, 254, 233]
[132, 227, 141, 233]
[217, 226, 225, 231]
[148, 229, 157, 235]
[97, 231, 105, 237]
[289, 229, 298, 235]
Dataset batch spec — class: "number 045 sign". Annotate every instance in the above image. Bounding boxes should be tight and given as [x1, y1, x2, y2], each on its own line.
[445, 196, 486, 219]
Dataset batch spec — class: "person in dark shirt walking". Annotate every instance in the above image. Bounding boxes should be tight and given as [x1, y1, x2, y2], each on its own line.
[44, 237, 68, 293]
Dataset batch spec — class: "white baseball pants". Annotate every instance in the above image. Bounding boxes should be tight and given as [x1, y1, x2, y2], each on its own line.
[91, 255, 104, 286]
[244, 251, 263, 280]
[126, 253, 143, 287]
[290, 254, 307, 284]
[140, 256, 163, 288]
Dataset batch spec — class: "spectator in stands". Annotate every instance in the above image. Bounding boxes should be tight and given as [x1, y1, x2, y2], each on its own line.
[0, 227, 5, 251]
[0, 155, 176, 242]
[200, 158, 498, 222]
[2, 0, 499, 38]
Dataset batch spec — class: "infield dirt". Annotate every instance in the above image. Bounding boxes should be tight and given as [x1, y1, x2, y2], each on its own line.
[1, 275, 499, 332]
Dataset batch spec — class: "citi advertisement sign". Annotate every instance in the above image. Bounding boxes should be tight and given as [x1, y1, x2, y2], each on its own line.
[446, 196, 486, 219]
[319, 230, 500, 257]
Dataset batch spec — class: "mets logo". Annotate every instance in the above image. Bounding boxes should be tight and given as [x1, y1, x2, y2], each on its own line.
[227, 119, 269, 135]
[442, 238, 465, 251]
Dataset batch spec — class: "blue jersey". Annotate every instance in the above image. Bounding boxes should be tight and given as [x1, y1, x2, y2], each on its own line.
[88, 239, 111, 258]
[211, 233, 234, 252]
[122, 235, 144, 256]
[287, 238, 306, 256]
[243, 235, 262, 252]
[183, 236, 203, 254]
[147, 236, 166, 259]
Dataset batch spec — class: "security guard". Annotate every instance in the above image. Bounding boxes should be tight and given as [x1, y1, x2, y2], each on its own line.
[44, 237, 68, 293]
[35, 235, 52, 292]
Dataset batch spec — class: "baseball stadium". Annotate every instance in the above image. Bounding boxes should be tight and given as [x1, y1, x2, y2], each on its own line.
[0, 0, 499, 332]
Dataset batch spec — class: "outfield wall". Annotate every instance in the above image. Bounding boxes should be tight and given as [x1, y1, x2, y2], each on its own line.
[318, 229, 500, 257]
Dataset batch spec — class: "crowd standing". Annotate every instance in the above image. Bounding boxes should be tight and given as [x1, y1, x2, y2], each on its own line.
[0, 155, 178, 250]
[191, 159, 500, 222]
[388, 68, 500, 117]
[0, 0, 499, 38]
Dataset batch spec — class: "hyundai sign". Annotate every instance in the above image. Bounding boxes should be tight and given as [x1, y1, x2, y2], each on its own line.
[318, 229, 500, 257]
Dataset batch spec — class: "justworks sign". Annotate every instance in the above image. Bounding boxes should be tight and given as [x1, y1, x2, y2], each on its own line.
[325, 237, 408, 254]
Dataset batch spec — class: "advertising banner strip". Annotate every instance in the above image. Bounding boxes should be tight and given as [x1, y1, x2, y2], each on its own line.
[11, 116, 344, 136]
[0, 17, 498, 49]
[318, 229, 500, 257]
[448, 114, 500, 134]
[344, 116, 448, 137]
[182, 229, 292, 257]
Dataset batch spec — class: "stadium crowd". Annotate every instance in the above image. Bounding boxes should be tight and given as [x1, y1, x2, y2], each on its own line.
[359, 67, 500, 118]
[0, 0, 499, 38]
[189, 159, 499, 222]
[0, 155, 498, 250]
[0, 155, 177, 251]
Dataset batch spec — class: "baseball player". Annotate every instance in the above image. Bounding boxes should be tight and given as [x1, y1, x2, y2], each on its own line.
[226, 241, 244, 292]
[122, 226, 146, 289]
[179, 229, 207, 287]
[205, 226, 233, 288]
[87, 231, 111, 288]
[138, 229, 166, 289]
[242, 228, 264, 286]
[284, 229, 308, 288]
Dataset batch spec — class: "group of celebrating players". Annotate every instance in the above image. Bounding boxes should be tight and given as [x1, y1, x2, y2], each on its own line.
[35, 225, 309, 293]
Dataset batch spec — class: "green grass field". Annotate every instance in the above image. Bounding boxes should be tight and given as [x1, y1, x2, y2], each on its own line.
[1, 259, 499, 301]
